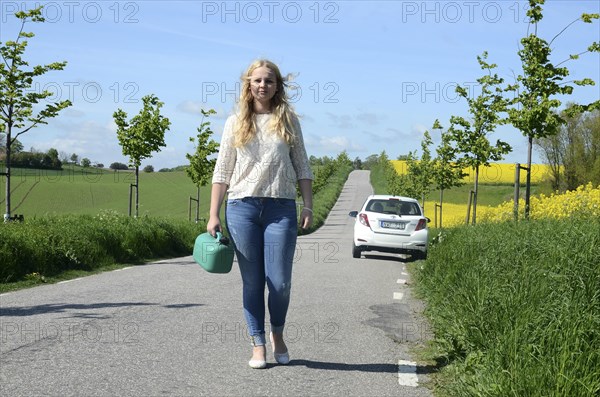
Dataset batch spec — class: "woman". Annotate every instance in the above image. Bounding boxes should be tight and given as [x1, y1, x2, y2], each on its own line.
[208, 59, 314, 369]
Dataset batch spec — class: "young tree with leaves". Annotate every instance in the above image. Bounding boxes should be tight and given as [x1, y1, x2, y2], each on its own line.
[431, 119, 465, 228]
[379, 150, 404, 196]
[114, 94, 171, 217]
[0, 6, 71, 220]
[449, 52, 511, 225]
[508, 0, 600, 218]
[537, 108, 600, 190]
[186, 109, 219, 223]
[405, 130, 435, 209]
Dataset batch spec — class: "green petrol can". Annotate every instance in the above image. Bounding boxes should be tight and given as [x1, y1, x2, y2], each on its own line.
[193, 232, 235, 274]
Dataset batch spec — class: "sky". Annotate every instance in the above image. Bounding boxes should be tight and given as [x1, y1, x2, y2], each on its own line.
[1, 0, 599, 169]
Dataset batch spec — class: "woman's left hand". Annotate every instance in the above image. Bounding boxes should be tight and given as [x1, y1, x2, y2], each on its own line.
[300, 208, 313, 229]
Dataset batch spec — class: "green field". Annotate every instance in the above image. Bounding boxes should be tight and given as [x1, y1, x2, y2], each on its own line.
[0, 166, 209, 219]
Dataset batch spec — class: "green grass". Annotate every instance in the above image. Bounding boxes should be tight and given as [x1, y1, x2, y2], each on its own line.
[0, 213, 205, 289]
[413, 218, 600, 396]
[299, 162, 353, 235]
[0, 166, 208, 218]
[369, 162, 388, 195]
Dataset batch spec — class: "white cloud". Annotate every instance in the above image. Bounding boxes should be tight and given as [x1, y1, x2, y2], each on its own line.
[411, 124, 428, 136]
[356, 111, 386, 125]
[176, 101, 229, 120]
[63, 108, 86, 118]
[313, 135, 363, 152]
[298, 113, 315, 123]
[325, 112, 353, 129]
[177, 100, 205, 115]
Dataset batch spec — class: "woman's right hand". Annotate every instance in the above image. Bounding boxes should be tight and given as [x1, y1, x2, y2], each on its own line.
[206, 215, 222, 237]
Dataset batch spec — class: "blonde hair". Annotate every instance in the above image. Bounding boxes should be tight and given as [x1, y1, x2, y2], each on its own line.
[233, 59, 299, 148]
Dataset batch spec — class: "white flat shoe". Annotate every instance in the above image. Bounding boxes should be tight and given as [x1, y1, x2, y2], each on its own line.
[270, 333, 290, 365]
[248, 359, 267, 369]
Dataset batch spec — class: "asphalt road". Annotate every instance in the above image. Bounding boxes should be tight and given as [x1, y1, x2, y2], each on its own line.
[0, 170, 434, 397]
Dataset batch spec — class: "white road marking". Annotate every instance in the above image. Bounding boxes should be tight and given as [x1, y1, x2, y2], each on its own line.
[113, 267, 133, 272]
[398, 360, 419, 387]
[393, 292, 404, 300]
[0, 293, 11, 297]
[401, 271, 409, 276]
[397, 278, 407, 284]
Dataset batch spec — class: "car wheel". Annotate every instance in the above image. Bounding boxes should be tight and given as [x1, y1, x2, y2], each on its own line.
[413, 251, 427, 261]
[352, 242, 361, 258]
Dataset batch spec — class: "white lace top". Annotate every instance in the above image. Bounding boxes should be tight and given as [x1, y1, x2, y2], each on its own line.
[212, 113, 314, 200]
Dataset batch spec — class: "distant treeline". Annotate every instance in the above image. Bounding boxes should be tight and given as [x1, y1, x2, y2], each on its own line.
[6, 151, 62, 170]
[158, 165, 188, 172]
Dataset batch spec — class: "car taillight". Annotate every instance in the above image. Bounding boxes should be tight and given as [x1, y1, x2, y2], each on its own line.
[359, 213, 370, 227]
[415, 219, 427, 231]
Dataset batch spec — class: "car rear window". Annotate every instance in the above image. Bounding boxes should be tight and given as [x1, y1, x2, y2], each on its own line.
[366, 199, 422, 216]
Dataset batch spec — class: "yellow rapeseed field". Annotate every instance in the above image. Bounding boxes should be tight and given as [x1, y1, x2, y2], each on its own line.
[424, 184, 600, 227]
[390, 161, 597, 226]
[391, 161, 550, 184]
[479, 183, 600, 222]
[421, 202, 472, 228]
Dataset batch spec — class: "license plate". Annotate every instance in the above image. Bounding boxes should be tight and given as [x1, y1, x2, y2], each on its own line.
[380, 221, 405, 230]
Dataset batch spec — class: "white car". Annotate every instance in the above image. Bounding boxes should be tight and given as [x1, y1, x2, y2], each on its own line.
[349, 195, 429, 260]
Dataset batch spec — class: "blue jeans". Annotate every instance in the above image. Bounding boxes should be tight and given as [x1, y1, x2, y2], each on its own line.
[225, 197, 298, 346]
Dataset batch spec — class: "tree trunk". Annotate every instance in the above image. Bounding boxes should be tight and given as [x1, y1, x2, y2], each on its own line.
[4, 129, 11, 221]
[525, 136, 533, 219]
[135, 166, 139, 218]
[439, 188, 444, 228]
[195, 186, 200, 223]
[473, 166, 479, 225]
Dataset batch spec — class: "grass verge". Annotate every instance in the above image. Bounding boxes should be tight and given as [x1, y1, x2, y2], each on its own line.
[413, 217, 600, 396]
[299, 162, 354, 235]
[0, 212, 205, 291]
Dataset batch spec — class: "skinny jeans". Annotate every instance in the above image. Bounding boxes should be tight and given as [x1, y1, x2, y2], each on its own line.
[225, 197, 298, 346]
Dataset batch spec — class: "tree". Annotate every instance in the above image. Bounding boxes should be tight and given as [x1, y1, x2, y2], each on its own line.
[114, 94, 171, 217]
[448, 52, 511, 224]
[536, 108, 600, 190]
[59, 150, 70, 164]
[378, 150, 412, 197]
[70, 153, 79, 165]
[81, 158, 91, 168]
[143, 164, 154, 173]
[362, 154, 380, 170]
[0, 6, 71, 220]
[47, 147, 61, 168]
[1, 136, 23, 155]
[336, 150, 353, 168]
[109, 162, 128, 170]
[431, 119, 465, 228]
[186, 109, 219, 223]
[405, 130, 435, 208]
[507, 0, 600, 218]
